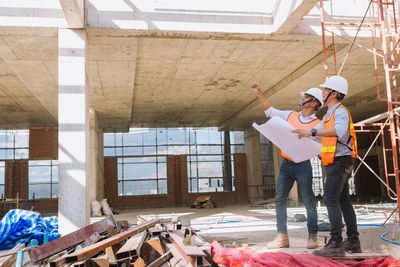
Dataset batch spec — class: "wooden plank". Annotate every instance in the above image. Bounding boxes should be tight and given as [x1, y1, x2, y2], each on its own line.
[140, 239, 162, 264]
[115, 231, 147, 260]
[166, 244, 192, 267]
[86, 254, 109, 267]
[105, 246, 117, 265]
[147, 238, 164, 255]
[62, 219, 160, 265]
[168, 232, 205, 267]
[82, 232, 101, 248]
[132, 257, 146, 267]
[147, 251, 172, 267]
[71, 260, 86, 266]
[328, 252, 390, 260]
[169, 232, 205, 257]
[0, 244, 25, 267]
[116, 220, 130, 231]
[148, 226, 164, 236]
[29, 216, 116, 262]
[49, 254, 69, 267]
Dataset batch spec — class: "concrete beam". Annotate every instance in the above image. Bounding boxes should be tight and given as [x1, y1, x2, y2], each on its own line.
[218, 43, 347, 131]
[59, 0, 85, 28]
[275, 0, 319, 34]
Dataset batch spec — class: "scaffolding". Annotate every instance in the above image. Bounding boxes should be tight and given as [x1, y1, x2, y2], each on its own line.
[319, 0, 400, 221]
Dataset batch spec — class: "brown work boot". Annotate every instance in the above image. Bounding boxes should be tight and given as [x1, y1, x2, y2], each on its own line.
[267, 233, 289, 249]
[344, 238, 362, 253]
[312, 239, 345, 257]
[307, 233, 318, 249]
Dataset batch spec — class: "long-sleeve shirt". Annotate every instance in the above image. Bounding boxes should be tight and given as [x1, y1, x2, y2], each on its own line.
[264, 107, 318, 123]
[315, 102, 352, 157]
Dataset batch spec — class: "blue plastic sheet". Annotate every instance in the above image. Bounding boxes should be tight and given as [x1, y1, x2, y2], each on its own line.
[0, 209, 60, 250]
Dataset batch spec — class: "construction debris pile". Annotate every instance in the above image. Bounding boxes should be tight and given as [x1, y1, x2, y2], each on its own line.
[190, 196, 217, 209]
[0, 216, 217, 267]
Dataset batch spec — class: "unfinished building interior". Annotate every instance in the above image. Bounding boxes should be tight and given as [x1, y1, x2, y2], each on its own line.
[1, 0, 400, 266]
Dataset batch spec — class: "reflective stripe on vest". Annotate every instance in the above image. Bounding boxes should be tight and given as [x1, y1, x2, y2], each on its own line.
[281, 111, 321, 161]
[321, 104, 358, 165]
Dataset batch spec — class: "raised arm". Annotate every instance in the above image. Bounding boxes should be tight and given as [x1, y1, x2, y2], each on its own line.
[251, 80, 271, 111]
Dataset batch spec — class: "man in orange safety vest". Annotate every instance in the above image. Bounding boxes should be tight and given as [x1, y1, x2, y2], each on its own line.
[252, 80, 323, 250]
[293, 76, 360, 256]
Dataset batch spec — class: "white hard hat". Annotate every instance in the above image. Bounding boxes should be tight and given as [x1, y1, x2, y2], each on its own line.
[320, 75, 348, 95]
[300, 87, 324, 105]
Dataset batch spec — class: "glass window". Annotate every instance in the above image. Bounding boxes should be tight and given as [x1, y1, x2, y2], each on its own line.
[15, 131, 29, 148]
[188, 155, 225, 193]
[123, 131, 142, 146]
[143, 129, 157, 145]
[0, 161, 4, 184]
[158, 179, 167, 194]
[29, 184, 50, 199]
[195, 129, 211, 144]
[123, 163, 157, 179]
[208, 129, 222, 144]
[28, 160, 58, 199]
[0, 130, 29, 160]
[157, 129, 168, 145]
[105, 127, 245, 195]
[230, 131, 244, 145]
[117, 156, 166, 196]
[104, 133, 116, 146]
[0, 161, 4, 198]
[167, 128, 187, 145]
[0, 133, 6, 147]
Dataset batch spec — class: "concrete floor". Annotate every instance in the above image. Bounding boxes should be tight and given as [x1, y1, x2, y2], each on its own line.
[110, 203, 400, 259]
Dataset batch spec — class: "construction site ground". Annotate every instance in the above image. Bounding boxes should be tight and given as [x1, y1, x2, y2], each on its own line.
[101, 203, 400, 258]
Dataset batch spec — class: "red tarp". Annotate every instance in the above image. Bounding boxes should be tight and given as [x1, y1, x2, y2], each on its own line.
[211, 240, 400, 267]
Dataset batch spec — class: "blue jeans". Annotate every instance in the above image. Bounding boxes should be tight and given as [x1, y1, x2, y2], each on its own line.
[324, 156, 359, 243]
[275, 158, 318, 234]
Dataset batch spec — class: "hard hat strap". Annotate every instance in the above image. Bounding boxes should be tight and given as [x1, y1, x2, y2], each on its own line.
[324, 90, 333, 103]
[298, 98, 315, 107]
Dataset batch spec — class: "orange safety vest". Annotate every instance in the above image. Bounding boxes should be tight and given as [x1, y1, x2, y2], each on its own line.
[281, 111, 321, 161]
[321, 104, 358, 165]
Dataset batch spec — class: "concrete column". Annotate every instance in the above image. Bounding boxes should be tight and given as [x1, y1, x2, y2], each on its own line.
[89, 109, 104, 202]
[223, 131, 232, 192]
[58, 29, 89, 235]
[244, 127, 263, 203]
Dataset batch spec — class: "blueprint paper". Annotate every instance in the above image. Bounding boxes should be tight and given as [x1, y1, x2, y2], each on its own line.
[252, 117, 322, 163]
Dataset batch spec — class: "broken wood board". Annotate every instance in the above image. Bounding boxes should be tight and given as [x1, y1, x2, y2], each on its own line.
[132, 257, 146, 267]
[29, 216, 116, 263]
[59, 218, 160, 266]
[140, 238, 163, 264]
[168, 232, 205, 267]
[329, 252, 390, 260]
[0, 244, 25, 267]
[105, 246, 117, 265]
[252, 247, 389, 261]
[147, 251, 172, 267]
[115, 231, 147, 260]
[166, 244, 192, 267]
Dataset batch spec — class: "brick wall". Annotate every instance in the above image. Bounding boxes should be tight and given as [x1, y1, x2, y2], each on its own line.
[234, 153, 248, 203]
[104, 157, 118, 207]
[101, 153, 248, 210]
[29, 128, 58, 159]
[2, 127, 250, 214]
[5, 160, 28, 199]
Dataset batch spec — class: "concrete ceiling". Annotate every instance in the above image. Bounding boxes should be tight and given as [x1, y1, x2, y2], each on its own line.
[0, 26, 389, 131]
